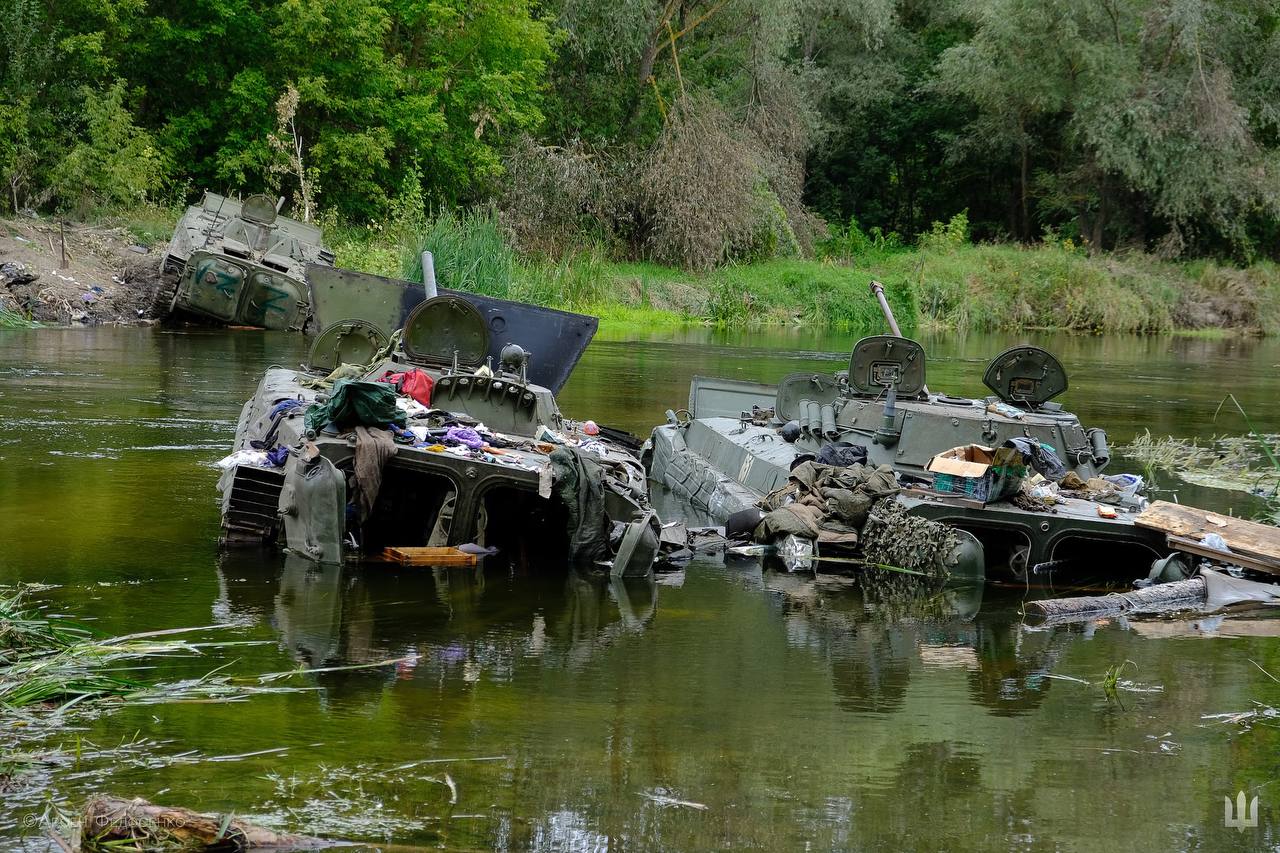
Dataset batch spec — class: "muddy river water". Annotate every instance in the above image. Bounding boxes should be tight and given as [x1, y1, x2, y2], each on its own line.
[3, 326, 1280, 851]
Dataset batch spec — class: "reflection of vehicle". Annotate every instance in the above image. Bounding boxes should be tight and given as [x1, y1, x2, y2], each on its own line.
[647, 283, 1172, 582]
[764, 571, 1068, 716]
[213, 553, 658, 685]
[158, 191, 335, 330]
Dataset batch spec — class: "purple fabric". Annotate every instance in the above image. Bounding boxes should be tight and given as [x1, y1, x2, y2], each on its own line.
[445, 426, 484, 450]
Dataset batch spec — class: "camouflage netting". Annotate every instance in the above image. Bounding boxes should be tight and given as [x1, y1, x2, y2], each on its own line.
[859, 498, 960, 580]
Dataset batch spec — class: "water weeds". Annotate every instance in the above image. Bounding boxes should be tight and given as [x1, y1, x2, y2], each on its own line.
[1, 585, 321, 838]
[0, 586, 312, 713]
[1202, 704, 1280, 731]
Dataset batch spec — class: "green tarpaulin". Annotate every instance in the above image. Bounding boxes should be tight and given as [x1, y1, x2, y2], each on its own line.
[304, 379, 407, 434]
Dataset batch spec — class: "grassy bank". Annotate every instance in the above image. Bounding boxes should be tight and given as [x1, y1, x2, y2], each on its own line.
[864, 242, 1280, 335]
[104, 206, 1280, 334]
[327, 212, 1280, 334]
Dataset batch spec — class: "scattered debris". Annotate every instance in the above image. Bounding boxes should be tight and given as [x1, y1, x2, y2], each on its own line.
[79, 796, 339, 851]
[1202, 703, 1280, 732]
[638, 789, 709, 810]
[0, 217, 166, 325]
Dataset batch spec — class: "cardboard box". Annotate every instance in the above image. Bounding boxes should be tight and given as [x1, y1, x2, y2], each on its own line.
[926, 444, 1025, 503]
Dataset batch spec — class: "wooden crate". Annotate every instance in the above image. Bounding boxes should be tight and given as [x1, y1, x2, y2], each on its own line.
[377, 546, 478, 567]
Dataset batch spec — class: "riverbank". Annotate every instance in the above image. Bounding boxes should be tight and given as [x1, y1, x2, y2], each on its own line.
[322, 212, 1280, 336]
[5, 207, 1278, 335]
[0, 212, 167, 326]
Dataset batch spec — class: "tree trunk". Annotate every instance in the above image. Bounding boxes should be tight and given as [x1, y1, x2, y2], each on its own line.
[1132, 191, 1147, 248]
[1090, 176, 1107, 252]
[625, 0, 681, 129]
[80, 796, 337, 851]
[1019, 137, 1029, 241]
[1024, 577, 1206, 625]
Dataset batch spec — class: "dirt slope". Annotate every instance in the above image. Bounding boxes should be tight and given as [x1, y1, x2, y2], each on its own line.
[0, 216, 167, 325]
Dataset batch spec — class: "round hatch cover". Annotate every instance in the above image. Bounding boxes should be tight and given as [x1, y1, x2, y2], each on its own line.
[402, 295, 489, 368]
[983, 345, 1068, 406]
[241, 194, 278, 225]
[848, 335, 927, 397]
[307, 319, 388, 373]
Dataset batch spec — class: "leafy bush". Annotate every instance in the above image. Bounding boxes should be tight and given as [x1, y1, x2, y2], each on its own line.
[631, 95, 821, 271]
[918, 210, 970, 252]
[817, 218, 905, 264]
[498, 136, 613, 258]
[49, 82, 166, 215]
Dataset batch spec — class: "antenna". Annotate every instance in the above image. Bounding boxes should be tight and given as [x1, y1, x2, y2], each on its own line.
[202, 194, 228, 250]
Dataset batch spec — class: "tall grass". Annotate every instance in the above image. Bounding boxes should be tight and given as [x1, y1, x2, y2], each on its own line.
[511, 249, 606, 307]
[318, 206, 1280, 333]
[399, 209, 515, 298]
[0, 308, 40, 329]
[862, 243, 1183, 333]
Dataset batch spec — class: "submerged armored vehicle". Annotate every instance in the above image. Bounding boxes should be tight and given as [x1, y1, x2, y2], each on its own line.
[217, 267, 660, 576]
[159, 191, 335, 330]
[646, 282, 1173, 581]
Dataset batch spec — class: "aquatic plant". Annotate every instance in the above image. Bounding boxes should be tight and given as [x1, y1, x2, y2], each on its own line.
[1123, 395, 1280, 523]
[0, 307, 40, 329]
[1123, 431, 1280, 500]
[1100, 660, 1137, 700]
[0, 586, 312, 713]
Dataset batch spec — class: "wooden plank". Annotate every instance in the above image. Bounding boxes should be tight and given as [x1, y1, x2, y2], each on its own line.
[1136, 499, 1280, 567]
[1166, 535, 1280, 577]
[378, 546, 478, 567]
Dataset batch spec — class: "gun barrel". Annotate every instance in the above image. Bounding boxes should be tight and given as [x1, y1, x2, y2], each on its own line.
[869, 280, 903, 337]
[868, 279, 929, 397]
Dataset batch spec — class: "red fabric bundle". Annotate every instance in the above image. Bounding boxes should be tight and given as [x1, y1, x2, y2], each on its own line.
[378, 368, 434, 406]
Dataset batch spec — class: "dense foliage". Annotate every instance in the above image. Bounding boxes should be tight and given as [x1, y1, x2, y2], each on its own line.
[2, 0, 1278, 263]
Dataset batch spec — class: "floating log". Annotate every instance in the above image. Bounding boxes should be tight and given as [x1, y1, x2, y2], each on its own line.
[1024, 577, 1207, 624]
[80, 796, 339, 850]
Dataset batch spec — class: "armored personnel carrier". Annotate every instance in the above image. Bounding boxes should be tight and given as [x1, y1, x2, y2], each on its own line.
[158, 191, 335, 330]
[646, 282, 1178, 582]
[217, 267, 660, 576]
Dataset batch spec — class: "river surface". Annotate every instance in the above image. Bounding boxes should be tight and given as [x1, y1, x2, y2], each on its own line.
[2, 326, 1280, 851]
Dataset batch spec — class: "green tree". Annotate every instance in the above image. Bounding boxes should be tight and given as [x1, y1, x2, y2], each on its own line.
[49, 81, 167, 213]
[932, 0, 1280, 254]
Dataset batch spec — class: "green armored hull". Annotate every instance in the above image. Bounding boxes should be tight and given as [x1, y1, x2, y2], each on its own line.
[217, 272, 660, 577]
[646, 310, 1170, 581]
[159, 191, 335, 330]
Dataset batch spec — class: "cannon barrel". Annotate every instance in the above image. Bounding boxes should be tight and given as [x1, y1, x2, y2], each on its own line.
[869, 280, 929, 397]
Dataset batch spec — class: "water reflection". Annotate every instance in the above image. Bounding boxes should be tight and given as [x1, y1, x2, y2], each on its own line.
[213, 551, 1128, 726]
[759, 570, 1080, 717]
[215, 554, 659, 688]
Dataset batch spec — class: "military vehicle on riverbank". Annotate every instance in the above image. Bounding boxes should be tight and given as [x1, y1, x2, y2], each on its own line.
[216, 267, 661, 576]
[158, 191, 335, 330]
[646, 282, 1280, 587]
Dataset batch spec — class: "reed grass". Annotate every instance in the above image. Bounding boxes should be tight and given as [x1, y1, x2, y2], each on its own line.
[399, 208, 515, 298]
[0, 587, 310, 713]
[0, 307, 40, 329]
